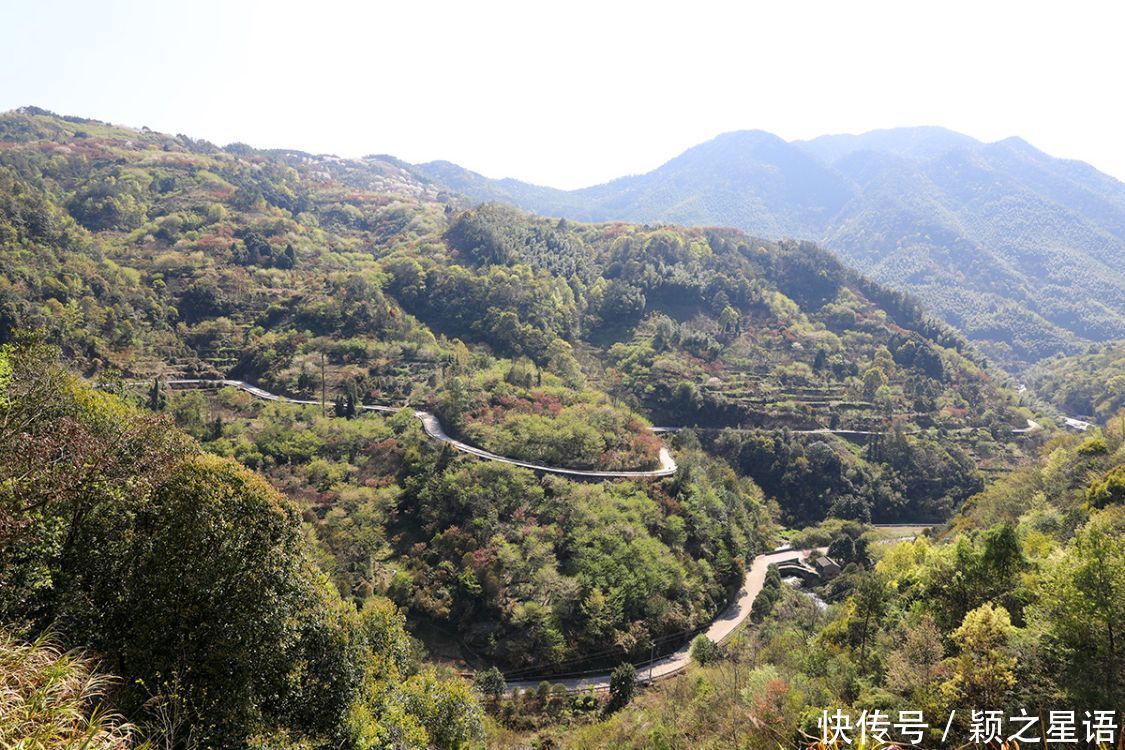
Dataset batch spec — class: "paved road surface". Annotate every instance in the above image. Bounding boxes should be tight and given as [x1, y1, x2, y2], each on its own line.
[166, 379, 678, 479]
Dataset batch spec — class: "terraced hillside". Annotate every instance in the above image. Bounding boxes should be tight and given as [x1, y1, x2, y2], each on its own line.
[0, 109, 1028, 440]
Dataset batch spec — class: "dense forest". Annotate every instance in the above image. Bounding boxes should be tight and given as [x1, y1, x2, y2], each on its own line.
[162, 385, 772, 673]
[707, 426, 982, 524]
[3, 108, 1114, 749]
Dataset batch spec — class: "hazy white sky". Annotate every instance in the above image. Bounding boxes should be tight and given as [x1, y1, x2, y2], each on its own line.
[3, 0, 1124, 188]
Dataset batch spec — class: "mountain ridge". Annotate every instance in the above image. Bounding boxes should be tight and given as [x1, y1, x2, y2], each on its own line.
[409, 127, 1125, 370]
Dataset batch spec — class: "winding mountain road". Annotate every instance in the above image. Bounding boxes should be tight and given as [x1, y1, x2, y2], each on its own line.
[165, 378, 934, 693]
[162, 379, 824, 690]
[166, 379, 678, 479]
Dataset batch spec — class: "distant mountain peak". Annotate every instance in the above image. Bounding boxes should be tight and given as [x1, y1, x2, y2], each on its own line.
[989, 135, 1041, 155]
[797, 126, 982, 164]
[670, 129, 793, 163]
[707, 129, 788, 145]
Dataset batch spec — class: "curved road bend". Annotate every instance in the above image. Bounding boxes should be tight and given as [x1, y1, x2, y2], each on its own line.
[166, 379, 677, 480]
[507, 547, 827, 692]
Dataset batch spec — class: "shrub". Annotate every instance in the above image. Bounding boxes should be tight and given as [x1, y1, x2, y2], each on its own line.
[690, 634, 723, 666]
[474, 666, 507, 702]
[607, 662, 637, 712]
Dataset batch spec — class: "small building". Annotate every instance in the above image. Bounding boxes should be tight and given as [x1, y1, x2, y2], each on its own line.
[814, 556, 841, 579]
[1063, 417, 1092, 432]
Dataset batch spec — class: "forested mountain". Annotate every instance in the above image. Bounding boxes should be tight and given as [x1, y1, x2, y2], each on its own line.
[0, 107, 1029, 448]
[411, 127, 1125, 370]
[0, 108, 1063, 747]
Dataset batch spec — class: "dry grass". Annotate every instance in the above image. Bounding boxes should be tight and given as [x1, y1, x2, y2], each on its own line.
[0, 630, 141, 749]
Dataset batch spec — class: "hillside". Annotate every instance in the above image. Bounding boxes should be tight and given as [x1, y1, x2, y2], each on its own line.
[1026, 340, 1125, 423]
[0, 107, 1053, 729]
[0, 110, 1040, 559]
[411, 127, 1125, 371]
[0, 108, 1030, 449]
[0, 340, 485, 748]
[499, 424, 1125, 747]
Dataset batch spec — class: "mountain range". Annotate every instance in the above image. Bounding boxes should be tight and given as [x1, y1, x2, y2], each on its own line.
[405, 127, 1125, 371]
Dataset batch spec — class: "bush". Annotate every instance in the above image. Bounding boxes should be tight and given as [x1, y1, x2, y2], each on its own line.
[571, 693, 600, 712]
[474, 666, 507, 702]
[1087, 465, 1125, 508]
[1076, 435, 1108, 457]
[690, 634, 723, 666]
[607, 662, 637, 712]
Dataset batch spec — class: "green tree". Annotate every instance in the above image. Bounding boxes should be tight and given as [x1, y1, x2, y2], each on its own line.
[402, 670, 484, 750]
[474, 666, 507, 703]
[943, 603, 1017, 707]
[280, 243, 297, 269]
[147, 376, 166, 411]
[862, 366, 887, 399]
[1087, 465, 1125, 508]
[827, 534, 856, 565]
[87, 453, 316, 741]
[719, 305, 740, 336]
[1032, 509, 1124, 705]
[851, 573, 886, 671]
